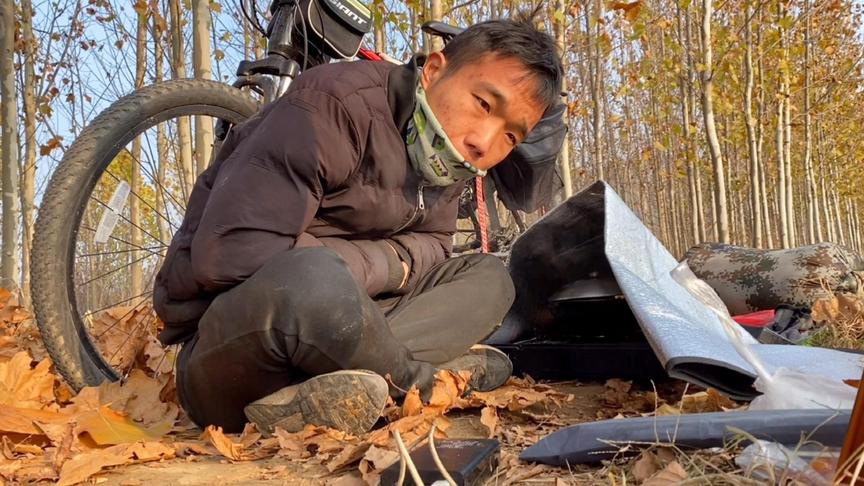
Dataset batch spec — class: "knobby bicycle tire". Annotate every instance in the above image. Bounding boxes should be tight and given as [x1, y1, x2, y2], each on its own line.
[31, 79, 259, 390]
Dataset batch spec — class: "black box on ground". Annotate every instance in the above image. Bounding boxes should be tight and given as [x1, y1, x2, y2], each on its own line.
[380, 438, 499, 486]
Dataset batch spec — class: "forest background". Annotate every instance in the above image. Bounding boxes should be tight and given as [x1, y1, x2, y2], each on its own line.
[0, 0, 863, 308]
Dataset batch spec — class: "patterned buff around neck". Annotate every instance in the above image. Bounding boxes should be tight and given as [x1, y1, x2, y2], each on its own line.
[405, 78, 487, 187]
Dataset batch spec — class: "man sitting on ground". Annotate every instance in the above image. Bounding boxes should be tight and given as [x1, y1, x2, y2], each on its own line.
[153, 18, 563, 435]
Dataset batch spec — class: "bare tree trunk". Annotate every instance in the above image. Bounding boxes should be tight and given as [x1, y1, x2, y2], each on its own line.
[814, 124, 832, 242]
[700, 0, 729, 243]
[192, 0, 214, 175]
[845, 199, 856, 251]
[827, 162, 844, 245]
[743, 0, 762, 247]
[780, 1, 794, 247]
[170, 0, 195, 199]
[802, 0, 819, 243]
[154, 13, 171, 248]
[590, 0, 604, 180]
[820, 174, 834, 242]
[832, 187, 845, 246]
[130, 7, 148, 300]
[20, 0, 37, 305]
[783, 71, 794, 247]
[429, 0, 443, 51]
[408, 2, 418, 52]
[776, 94, 789, 248]
[709, 178, 719, 241]
[553, 0, 573, 198]
[0, 0, 20, 290]
[373, 0, 385, 52]
[775, 1, 790, 248]
[756, 9, 772, 248]
[684, 9, 706, 243]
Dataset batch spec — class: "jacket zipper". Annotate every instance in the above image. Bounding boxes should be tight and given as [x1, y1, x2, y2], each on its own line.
[394, 184, 425, 233]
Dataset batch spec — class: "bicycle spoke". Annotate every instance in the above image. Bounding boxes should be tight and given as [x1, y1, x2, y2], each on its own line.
[149, 344, 176, 377]
[141, 134, 180, 233]
[107, 311, 157, 366]
[165, 119, 192, 203]
[77, 252, 156, 288]
[99, 169, 181, 235]
[126, 147, 190, 215]
[89, 195, 168, 248]
[79, 226, 166, 258]
[83, 290, 154, 321]
[90, 298, 152, 340]
[77, 246, 166, 258]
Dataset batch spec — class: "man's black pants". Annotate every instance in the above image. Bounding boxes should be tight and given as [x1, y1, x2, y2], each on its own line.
[175, 247, 515, 432]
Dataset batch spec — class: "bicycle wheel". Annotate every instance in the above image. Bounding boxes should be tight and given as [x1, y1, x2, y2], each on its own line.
[32, 79, 259, 390]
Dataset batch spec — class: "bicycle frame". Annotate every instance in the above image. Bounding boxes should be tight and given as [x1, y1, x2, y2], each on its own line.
[232, 0, 303, 103]
[216, 0, 381, 140]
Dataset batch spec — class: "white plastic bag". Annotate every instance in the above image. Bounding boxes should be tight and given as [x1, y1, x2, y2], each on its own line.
[735, 440, 836, 485]
[671, 261, 856, 410]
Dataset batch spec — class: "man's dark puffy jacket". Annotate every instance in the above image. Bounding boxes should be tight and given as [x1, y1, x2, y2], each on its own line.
[153, 58, 464, 345]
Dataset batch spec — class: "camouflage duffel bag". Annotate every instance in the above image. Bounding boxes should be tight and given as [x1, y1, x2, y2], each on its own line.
[684, 242, 864, 315]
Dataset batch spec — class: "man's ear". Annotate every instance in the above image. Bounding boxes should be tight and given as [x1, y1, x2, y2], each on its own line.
[421, 51, 448, 90]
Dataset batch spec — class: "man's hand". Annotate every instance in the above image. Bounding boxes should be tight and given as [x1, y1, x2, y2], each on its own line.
[385, 241, 410, 289]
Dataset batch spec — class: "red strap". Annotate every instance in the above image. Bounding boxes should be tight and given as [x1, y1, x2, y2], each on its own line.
[357, 47, 381, 60]
[475, 176, 489, 253]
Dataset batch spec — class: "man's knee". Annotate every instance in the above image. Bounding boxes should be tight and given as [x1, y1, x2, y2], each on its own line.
[259, 248, 369, 341]
[460, 254, 516, 309]
[203, 247, 364, 337]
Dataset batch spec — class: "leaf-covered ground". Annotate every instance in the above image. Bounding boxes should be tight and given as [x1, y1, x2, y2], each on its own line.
[0, 289, 855, 485]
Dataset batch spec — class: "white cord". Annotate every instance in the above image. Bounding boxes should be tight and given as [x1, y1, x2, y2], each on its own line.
[394, 430, 425, 486]
[396, 453, 407, 486]
[427, 425, 457, 486]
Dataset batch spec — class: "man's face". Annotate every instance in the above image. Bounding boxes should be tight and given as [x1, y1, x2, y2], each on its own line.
[420, 52, 547, 172]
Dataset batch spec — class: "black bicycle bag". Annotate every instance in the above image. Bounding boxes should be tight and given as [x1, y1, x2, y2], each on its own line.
[298, 0, 372, 59]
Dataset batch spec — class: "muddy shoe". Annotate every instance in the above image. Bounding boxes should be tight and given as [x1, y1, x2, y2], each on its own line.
[440, 344, 513, 392]
[243, 370, 388, 436]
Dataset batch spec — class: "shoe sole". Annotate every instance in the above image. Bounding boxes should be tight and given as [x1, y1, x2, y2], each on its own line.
[244, 370, 388, 436]
[468, 344, 513, 392]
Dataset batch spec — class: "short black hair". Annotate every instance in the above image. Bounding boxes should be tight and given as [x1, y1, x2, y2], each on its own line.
[441, 19, 563, 109]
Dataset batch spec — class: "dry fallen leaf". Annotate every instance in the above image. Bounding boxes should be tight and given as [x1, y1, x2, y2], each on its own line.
[425, 370, 470, 416]
[76, 404, 172, 446]
[401, 386, 423, 417]
[87, 304, 155, 372]
[654, 403, 681, 416]
[0, 405, 68, 436]
[203, 425, 249, 461]
[679, 389, 739, 413]
[631, 451, 659, 482]
[56, 441, 174, 486]
[65, 369, 177, 445]
[812, 294, 864, 323]
[326, 442, 370, 472]
[642, 460, 689, 486]
[0, 352, 56, 410]
[142, 336, 174, 375]
[358, 445, 400, 485]
[480, 406, 498, 438]
[238, 423, 262, 448]
[203, 425, 275, 461]
[654, 446, 677, 464]
[460, 377, 571, 413]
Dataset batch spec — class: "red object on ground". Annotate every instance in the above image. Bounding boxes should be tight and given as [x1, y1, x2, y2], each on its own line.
[475, 177, 489, 253]
[731, 309, 775, 327]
